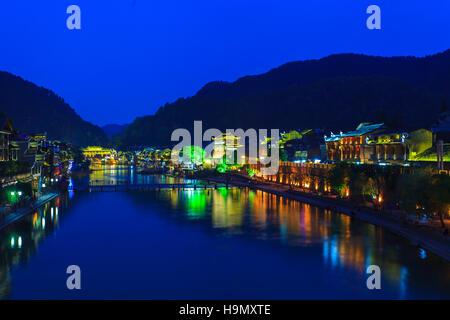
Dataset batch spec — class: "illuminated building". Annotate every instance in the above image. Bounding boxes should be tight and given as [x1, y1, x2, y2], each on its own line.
[406, 129, 433, 161]
[211, 133, 242, 164]
[81, 146, 112, 159]
[325, 123, 408, 164]
[409, 105, 450, 167]
[280, 129, 327, 162]
[0, 117, 14, 161]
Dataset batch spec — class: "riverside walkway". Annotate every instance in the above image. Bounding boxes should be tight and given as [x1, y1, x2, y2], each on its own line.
[0, 193, 59, 230]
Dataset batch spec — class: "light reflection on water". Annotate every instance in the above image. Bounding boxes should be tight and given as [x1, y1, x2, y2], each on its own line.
[131, 186, 450, 299]
[86, 165, 197, 186]
[0, 169, 449, 299]
[0, 196, 66, 299]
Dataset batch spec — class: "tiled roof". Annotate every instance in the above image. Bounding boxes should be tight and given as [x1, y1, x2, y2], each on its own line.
[342, 123, 385, 137]
[325, 123, 384, 142]
[0, 117, 13, 134]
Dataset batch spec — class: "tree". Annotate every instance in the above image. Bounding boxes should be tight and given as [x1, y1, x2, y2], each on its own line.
[395, 170, 433, 222]
[348, 166, 368, 201]
[430, 174, 450, 228]
[328, 162, 350, 197]
[361, 164, 389, 205]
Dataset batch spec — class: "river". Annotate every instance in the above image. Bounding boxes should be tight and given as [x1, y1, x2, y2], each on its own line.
[1, 166, 449, 299]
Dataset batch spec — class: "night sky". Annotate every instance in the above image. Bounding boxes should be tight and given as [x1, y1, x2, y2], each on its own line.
[0, 1, 448, 125]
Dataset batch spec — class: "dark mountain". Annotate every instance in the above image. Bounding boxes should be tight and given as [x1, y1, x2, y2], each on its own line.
[102, 124, 128, 137]
[118, 50, 450, 148]
[0, 71, 107, 146]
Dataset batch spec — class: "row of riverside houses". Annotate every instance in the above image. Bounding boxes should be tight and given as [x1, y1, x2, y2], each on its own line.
[0, 116, 71, 207]
[279, 124, 425, 166]
[324, 122, 410, 164]
[324, 109, 450, 168]
[278, 107, 450, 169]
[249, 112, 450, 207]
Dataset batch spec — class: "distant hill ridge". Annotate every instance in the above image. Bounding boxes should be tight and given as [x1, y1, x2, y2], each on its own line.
[117, 50, 450, 148]
[102, 124, 129, 137]
[197, 51, 450, 98]
[0, 72, 107, 146]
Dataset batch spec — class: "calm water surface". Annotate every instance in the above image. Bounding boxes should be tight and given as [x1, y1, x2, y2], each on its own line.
[1, 166, 449, 299]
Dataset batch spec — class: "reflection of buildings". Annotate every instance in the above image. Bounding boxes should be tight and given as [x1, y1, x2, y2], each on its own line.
[0, 195, 65, 299]
[246, 190, 407, 279]
[211, 188, 245, 228]
[0, 184, 440, 298]
[322, 214, 366, 271]
[252, 192, 331, 245]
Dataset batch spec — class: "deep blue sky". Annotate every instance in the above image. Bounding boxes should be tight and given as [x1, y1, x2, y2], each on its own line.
[0, 1, 449, 126]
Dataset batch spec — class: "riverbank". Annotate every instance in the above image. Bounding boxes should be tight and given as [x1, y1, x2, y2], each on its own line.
[0, 193, 59, 230]
[203, 174, 450, 261]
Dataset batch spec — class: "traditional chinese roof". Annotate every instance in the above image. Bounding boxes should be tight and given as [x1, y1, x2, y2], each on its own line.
[9, 141, 20, 150]
[324, 136, 341, 142]
[0, 117, 14, 134]
[28, 133, 47, 142]
[345, 122, 385, 136]
[81, 146, 111, 152]
[324, 123, 384, 142]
